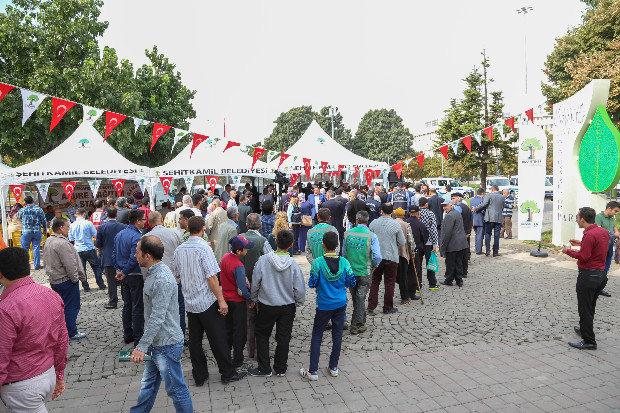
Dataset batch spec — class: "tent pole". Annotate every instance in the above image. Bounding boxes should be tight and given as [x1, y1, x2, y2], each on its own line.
[0, 185, 9, 247]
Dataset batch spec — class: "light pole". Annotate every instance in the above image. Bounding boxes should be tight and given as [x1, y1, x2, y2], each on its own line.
[329, 107, 338, 140]
[516, 6, 533, 95]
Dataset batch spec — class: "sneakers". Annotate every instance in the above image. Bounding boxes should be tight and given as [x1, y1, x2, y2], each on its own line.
[329, 367, 339, 377]
[383, 308, 398, 314]
[299, 368, 318, 381]
[350, 325, 367, 335]
[236, 362, 254, 373]
[221, 371, 247, 384]
[429, 284, 441, 290]
[70, 331, 87, 341]
[248, 367, 272, 377]
[276, 373, 286, 377]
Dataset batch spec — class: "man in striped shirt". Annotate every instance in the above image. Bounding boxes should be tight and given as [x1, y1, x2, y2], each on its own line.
[500, 189, 515, 239]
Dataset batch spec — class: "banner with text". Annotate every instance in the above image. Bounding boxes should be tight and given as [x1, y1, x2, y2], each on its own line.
[517, 124, 547, 242]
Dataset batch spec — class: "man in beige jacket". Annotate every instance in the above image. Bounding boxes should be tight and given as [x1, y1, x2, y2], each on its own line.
[43, 218, 87, 340]
[206, 199, 227, 252]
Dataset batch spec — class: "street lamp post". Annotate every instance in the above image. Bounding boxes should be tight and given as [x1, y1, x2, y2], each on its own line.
[329, 107, 338, 140]
[516, 6, 533, 95]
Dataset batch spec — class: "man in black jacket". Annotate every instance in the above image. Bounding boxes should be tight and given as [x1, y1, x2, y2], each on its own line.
[323, 190, 346, 243]
[346, 191, 369, 227]
[405, 206, 428, 292]
[365, 190, 381, 224]
[452, 192, 473, 277]
[427, 188, 444, 234]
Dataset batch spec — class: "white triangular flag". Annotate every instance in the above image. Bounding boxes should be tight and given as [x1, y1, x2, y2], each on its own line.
[267, 151, 279, 163]
[21, 89, 47, 126]
[496, 122, 504, 140]
[450, 140, 459, 155]
[36, 183, 50, 202]
[137, 178, 147, 195]
[133, 118, 150, 133]
[82, 105, 103, 125]
[382, 169, 389, 188]
[171, 128, 190, 152]
[232, 175, 243, 190]
[473, 131, 482, 146]
[403, 158, 413, 167]
[88, 179, 102, 198]
[182, 176, 194, 191]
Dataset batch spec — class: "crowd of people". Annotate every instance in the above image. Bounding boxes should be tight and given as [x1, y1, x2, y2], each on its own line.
[0, 179, 617, 412]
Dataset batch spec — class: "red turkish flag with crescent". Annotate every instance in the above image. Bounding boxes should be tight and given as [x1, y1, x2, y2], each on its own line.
[462, 135, 472, 152]
[364, 169, 374, 187]
[302, 158, 312, 180]
[62, 182, 77, 200]
[374, 170, 381, 178]
[354, 167, 360, 182]
[392, 162, 403, 179]
[416, 153, 425, 169]
[111, 179, 126, 197]
[49, 98, 76, 132]
[525, 108, 534, 124]
[337, 165, 344, 177]
[290, 173, 301, 187]
[10, 185, 24, 201]
[505, 117, 515, 132]
[320, 162, 329, 179]
[0, 83, 15, 103]
[483, 126, 493, 142]
[252, 148, 267, 170]
[277, 153, 290, 169]
[104, 112, 127, 141]
[150, 123, 172, 151]
[191, 133, 208, 158]
[223, 141, 240, 153]
[159, 177, 173, 195]
[439, 145, 448, 160]
[206, 176, 219, 191]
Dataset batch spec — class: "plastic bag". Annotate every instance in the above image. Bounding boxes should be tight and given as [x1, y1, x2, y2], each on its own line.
[427, 251, 439, 272]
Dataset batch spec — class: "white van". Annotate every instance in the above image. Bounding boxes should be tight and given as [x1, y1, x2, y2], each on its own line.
[420, 177, 475, 199]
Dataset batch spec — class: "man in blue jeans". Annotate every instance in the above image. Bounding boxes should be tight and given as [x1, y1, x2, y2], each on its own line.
[69, 208, 105, 291]
[129, 236, 193, 412]
[594, 201, 620, 297]
[17, 195, 47, 270]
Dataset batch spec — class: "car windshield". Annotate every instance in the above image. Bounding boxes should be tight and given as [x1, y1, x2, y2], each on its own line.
[450, 180, 460, 187]
[437, 179, 448, 187]
[488, 178, 510, 186]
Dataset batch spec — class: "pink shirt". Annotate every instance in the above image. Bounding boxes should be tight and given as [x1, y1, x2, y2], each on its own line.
[0, 277, 68, 388]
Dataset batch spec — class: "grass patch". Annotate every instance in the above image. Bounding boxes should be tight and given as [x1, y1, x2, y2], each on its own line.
[523, 229, 557, 249]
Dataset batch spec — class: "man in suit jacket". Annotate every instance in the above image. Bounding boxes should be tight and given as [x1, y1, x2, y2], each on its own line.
[473, 185, 505, 256]
[470, 188, 486, 255]
[439, 199, 469, 287]
[307, 186, 327, 224]
[237, 194, 253, 234]
[95, 207, 127, 309]
[452, 192, 473, 277]
[323, 190, 346, 244]
[116, 197, 132, 225]
[427, 188, 444, 232]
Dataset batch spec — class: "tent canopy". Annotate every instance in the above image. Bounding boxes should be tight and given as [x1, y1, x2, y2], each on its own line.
[2, 123, 150, 184]
[270, 120, 388, 173]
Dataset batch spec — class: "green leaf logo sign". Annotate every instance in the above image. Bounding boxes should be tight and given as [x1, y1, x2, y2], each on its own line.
[317, 137, 325, 144]
[26, 94, 39, 107]
[520, 138, 542, 160]
[578, 106, 620, 193]
[520, 200, 540, 222]
[78, 138, 90, 148]
[87, 109, 97, 120]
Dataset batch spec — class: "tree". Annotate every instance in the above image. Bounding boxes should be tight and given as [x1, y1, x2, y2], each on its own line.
[542, 0, 620, 128]
[0, 0, 196, 167]
[434, 53, 518, 185]
[315, 106, 353, 150]
[520, 200, 540, 222]
[352, 109, 414, 163]
[521, 138, 542, 160]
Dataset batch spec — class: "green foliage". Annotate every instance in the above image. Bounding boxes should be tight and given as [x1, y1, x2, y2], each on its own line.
[0, 0, 196, 167]
[521, 138, 542, 151]
[352, 109, 414, 163]
[520, 200, 540, 214]
[434, 55, 518, 184]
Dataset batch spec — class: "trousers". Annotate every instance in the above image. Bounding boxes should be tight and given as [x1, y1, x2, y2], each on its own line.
[254, 303, 296, 375]
[368, 259, 398, 312]
[444, 249, 466, 286]
[104, 266, 119, 305]
[500, 216, 513, 238]
[225, 301, 247, 368]
[121, 274, 144, 344]
[350, 275, 371, 329]
[50, 280, 80, 338]
[0, 366, 55, 413]
[78, 248, 105, 289]
[576, 269, 607, 345]
[423, 244, 438, 286]
[309, 305, 346, 372]
[397, 256, 417, 301]
[246, 304, 257, 359]
[473, 225, 485, 254]
[484, 222, 502, 254]
[20, 230, 42, 268]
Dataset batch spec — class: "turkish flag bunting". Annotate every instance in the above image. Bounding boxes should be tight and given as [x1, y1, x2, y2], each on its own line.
[62, 182, 78, 200]
[392, 162, 403, 179]
[416, 153, 425, 169]
[290, 173, 301, 187]
[10, 185, 24, 201]
[191, 133, 208, 158]
[111, 179, 125, 197]
[462, 135, 472, 152]
[365, 169, 374, 187]
[0, 83, 15, 103]
[150, 123, 171, 151]
[320, 161, 329, 179]
[104, 112, 127, 141]
[337, 165, 344, 177]
[206, 176, 219, 191]
[484, 126, 493, 142]
[223, 141, 240, 152]
[50, 98, 77, 132]
[439, 145, 448, 160]
[354, 167, 360, 182]
[302, 158, 312, 180]
[374, 170, 381, 178]
[525, 108, 534, 124]
[505, 117, 515, 132]
[159, 177, 173, 195]
[277, 153, 291, 169]
[252, 148, 267, 170]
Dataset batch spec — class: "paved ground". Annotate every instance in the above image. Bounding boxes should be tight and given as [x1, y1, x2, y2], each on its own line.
[22, 237, 620, 412]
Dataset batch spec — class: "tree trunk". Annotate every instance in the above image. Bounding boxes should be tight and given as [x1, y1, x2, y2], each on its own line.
[480, 161, 488, 190]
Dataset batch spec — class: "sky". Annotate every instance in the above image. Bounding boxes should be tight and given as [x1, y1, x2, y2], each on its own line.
[4, 0, 588, 145]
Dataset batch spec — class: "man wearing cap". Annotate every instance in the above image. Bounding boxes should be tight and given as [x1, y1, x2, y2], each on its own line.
[451, 192, 473, 277]
[418, 198, 441, 289]
[387, 182, 410, 218]
[394, 208, 416, 304]
[405, 205, 429, 293]
[306, 208, 339, 264]
[440, 199, 469, 287]
[308, 186, 327, 226]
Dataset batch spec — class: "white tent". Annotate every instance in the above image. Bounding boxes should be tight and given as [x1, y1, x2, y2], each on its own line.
[269, 120, 388, 177]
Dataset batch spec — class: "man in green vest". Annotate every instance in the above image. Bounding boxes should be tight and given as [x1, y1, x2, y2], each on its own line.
[343, 211, 382, 335]
[305, 208, 340, 264]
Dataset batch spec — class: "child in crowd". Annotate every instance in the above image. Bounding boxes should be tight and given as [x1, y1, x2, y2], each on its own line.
[300, 231, 356, 381]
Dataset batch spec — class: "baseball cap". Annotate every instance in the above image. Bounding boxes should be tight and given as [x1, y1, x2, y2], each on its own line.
[394, 207, 406, 216]
[409, 205, 420, 213]
[229, 235, 255, 251]
[441, 199, 454, 206]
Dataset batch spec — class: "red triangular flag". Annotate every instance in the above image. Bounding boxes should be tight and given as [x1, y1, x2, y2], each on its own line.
[277, 153, 291, 169]
[252, 148, 267, 170]
[302, 158, 312, 180]
[62, 182, 77, 200]
[392, 162, 403, 179]
[0, 83, 15, 103]
[111, 179, 125, 197]
[462, 135, 472, 152]
[337, 165, 344, 177]
[104, 111, 127, 141]
[206, 176, 219, 191]
[364, 169, 374, 187]
[416, 153, 425, 169]
[223, 141, 240, 153]
[525, 108, 534, 124]
[320, 161, 329, 179]
[9, 185, 24, 201]
[190, 133, 208, 158]
[49, 98, 76, 132]
[159, 177, 173, 195]
[439, 145, 448, 160]
[290, 173, 301, 187]
[150, 123, 172, 151]
[354, 167, 360, 182]
[505, 117, 515, 132]
[484, 126, 493, 142]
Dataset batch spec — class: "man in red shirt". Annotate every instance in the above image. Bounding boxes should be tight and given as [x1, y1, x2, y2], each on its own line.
[90, 199, 107, 231]
[138, 197, 153, 231]
[220, 235, 254, 372]
[0, 248, 68, 411]
[563, 207, 609, 350]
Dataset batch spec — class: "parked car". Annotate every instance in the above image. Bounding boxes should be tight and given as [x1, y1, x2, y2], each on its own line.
[420, 177, 475, 199]
[508, 176, 553, 200]
[487, 175, 517, 197]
